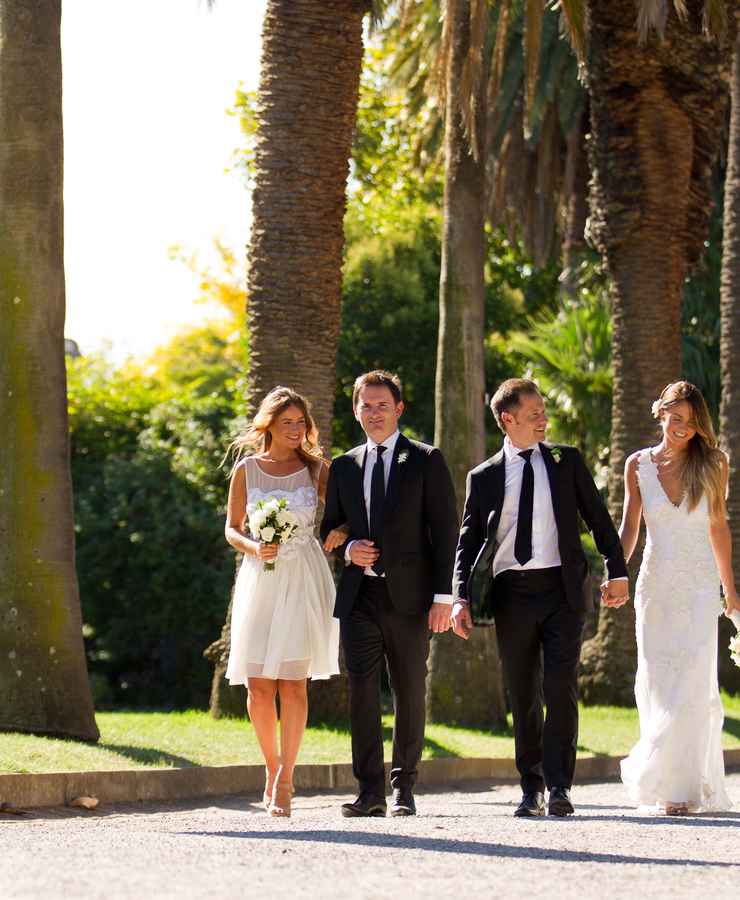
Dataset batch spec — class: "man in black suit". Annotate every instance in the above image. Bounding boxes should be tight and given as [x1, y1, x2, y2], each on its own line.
[321, 370, 458, 818]
[451, 378, 628, 817]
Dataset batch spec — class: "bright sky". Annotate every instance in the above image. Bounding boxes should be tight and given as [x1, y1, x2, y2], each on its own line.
[62, 0, 266, 360]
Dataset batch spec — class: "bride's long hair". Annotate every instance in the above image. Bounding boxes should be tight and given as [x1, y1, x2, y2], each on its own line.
[652, 381, 725, 520]
[226, 386, 323, 479]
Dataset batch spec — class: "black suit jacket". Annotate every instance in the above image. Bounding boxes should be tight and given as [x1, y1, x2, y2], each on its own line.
[321, 433, 458, 619]
[453, 443, 627, 619]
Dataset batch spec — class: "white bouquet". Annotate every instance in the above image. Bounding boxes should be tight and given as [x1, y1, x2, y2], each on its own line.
[249, 497, 299, 572]
[728, 609, 740, 669]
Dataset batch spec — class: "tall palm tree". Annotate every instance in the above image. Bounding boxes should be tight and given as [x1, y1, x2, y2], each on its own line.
[719, 6, 740, 669]
[579, 0, 734, 703]
[245, 0, 371, 444]
[0, 0, 98, 740]
[435, 0, 488, 504]
[207, 0, 373, 715]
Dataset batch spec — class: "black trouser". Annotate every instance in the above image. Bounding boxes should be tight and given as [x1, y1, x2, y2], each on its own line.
[340, 576, 429, 798]
[493, 567, 585, 794]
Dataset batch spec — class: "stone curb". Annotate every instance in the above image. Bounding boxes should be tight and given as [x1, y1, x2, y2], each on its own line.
[2, 749, 739, 811]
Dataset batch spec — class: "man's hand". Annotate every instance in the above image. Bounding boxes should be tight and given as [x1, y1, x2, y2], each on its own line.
[428, 602, 452, 634]
[348, 539, 380, 568]
[451, 601, 473, 640]
[600, 579, 629, 608]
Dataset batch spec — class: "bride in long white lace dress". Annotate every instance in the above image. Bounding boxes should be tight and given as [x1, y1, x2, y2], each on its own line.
[224, 387, 342, 819]
[614, 382, 739, 814]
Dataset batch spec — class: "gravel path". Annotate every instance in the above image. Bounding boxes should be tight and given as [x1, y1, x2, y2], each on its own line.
[3, 774, 739, 899]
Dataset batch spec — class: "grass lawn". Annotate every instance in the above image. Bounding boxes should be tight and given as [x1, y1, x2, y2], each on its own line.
[1, 694, 739, 775]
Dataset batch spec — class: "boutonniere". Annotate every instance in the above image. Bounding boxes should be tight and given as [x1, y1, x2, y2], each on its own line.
[550, 447, 562, 464]
[398, 450, 410, 465]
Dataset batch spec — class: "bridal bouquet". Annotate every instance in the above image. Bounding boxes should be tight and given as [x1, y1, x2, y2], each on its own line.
[249, 497, 299, 572]
[729, 610, 740, 669]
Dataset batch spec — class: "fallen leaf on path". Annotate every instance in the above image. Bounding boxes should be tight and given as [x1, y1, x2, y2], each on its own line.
[0, 802, 27, 816]
[69, 796, 99, 810]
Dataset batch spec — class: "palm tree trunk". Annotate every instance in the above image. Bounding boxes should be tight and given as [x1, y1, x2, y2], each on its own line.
[0, 0, 98, 740]
[208, 0, 369, 716]
[246, 0, 369, 445]
[434, 0, 487, 505]
[559, 106, 589, 304]
[719, 9, 740, 694]
[579, 1, 732, 704]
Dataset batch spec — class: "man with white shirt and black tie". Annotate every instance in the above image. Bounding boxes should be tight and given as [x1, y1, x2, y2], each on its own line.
[451, 378, 628, 817]
[321, 370, 458, 818]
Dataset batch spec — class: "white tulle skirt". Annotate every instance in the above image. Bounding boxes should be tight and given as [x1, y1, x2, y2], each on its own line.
[226, 536, 339, 683]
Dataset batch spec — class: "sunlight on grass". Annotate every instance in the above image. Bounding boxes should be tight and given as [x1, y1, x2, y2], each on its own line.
[1, 693, 738, 775]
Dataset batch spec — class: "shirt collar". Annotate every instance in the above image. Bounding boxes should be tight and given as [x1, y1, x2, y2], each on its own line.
[503, 435, 540, 462]
[367, 429, 401, 456]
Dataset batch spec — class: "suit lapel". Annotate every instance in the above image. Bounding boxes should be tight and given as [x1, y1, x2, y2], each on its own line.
[488, 448, 505, 516]
[382, 432, 408, 523]
[349, 444, 369, 533]
[539, 442, 562, 529]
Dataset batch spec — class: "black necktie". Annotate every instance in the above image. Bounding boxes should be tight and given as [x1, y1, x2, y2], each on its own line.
[514, 449, 534, 565]
[369, 444, 387, 575]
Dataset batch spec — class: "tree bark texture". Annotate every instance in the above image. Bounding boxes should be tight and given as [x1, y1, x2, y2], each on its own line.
[246, 0, 368, 447]
[0, 1, 99, 739]
[579, 0, 733, 704]
[559, 105, 590, 303]
[435, 0, 487, 508]
[720, 9, 740, 626]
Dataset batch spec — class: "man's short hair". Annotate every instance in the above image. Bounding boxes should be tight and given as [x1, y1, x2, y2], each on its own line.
[352, 370, 403, 408]
[490, 378, 540, 432]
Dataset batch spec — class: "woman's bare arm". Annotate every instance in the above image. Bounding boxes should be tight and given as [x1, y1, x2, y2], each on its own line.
[224, 463, 277, 562]
[708, 453, 740, 615]
[619, 452, 643, 565]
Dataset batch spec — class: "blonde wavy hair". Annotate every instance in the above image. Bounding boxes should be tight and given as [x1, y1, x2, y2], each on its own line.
[227, 386, 323, 478]
[652, 381, 726, 520]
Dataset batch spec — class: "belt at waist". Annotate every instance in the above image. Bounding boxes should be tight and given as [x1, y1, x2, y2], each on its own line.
[496, 565, 563, 594]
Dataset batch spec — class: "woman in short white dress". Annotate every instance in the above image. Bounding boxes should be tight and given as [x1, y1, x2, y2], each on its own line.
[224, 387, 343, 817]
[615, 381, 739, 814]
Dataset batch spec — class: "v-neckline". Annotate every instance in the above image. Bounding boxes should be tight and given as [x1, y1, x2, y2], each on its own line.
[647, 450, 685, 510]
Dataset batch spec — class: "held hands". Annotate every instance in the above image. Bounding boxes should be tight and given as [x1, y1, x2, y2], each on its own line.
[451, 601, 473, 640]
[428, 602, 452, 634]
[600, 579, 630, 608]
[255, 541, 279, 562]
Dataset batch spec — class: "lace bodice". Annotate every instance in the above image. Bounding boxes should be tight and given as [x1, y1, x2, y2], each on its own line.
[637, 448, 715, 578]
[242, 456, 318, 557]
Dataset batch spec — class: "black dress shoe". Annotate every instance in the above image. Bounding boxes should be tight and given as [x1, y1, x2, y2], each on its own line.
[390, 786, 416, 817]
[341, 794, 387, 818]
[548, 787, 574, 817]
[514, 791, 545, 817]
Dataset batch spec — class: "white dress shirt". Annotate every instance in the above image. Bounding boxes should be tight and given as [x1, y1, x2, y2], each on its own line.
[493, 437, 561, 578]
[346, 430, 453, 605]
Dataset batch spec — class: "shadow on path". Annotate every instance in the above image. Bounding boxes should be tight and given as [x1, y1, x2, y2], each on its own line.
[177, 828, 738, 866]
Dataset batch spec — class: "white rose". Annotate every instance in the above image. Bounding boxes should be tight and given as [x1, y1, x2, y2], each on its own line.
[276, 511, 290, 528]
[249, 510, 266, 534]
[260, 526, 276, 543]
[264, 499, 281, 514]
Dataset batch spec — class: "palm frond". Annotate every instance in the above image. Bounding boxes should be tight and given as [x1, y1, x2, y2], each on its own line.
[553, 0, 586, 63]
[636, 0, 668, 42]
[701, 0, 728, 39]
[523, 0, 545, 139]
[488, 0, 513, 106]
[459, 0, 490, 160]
